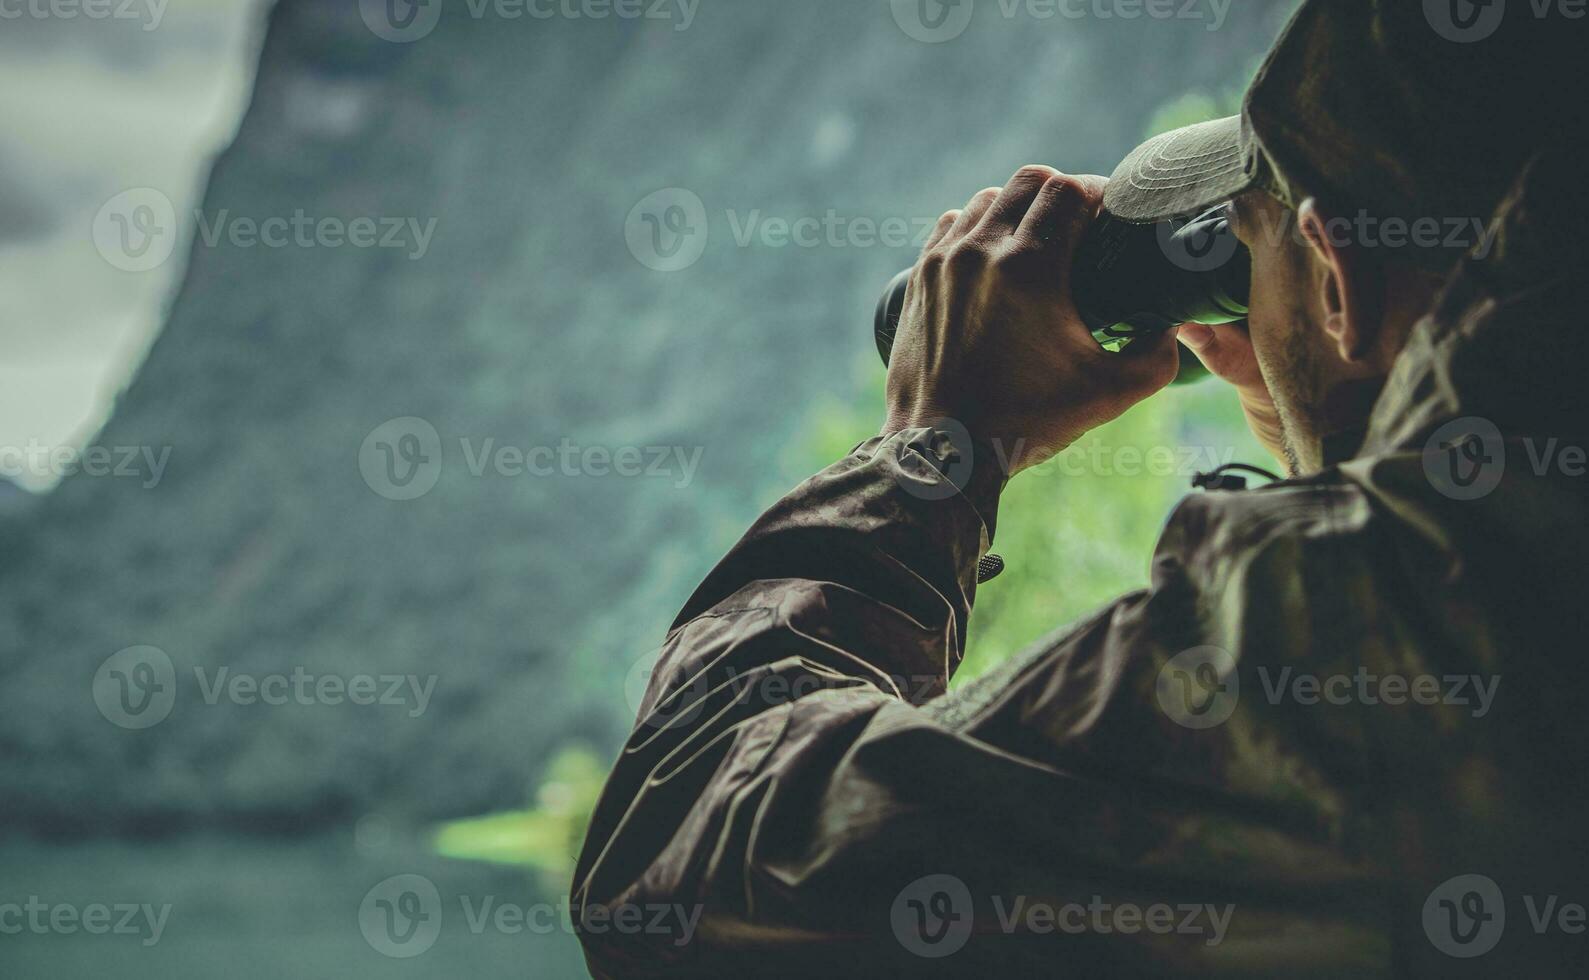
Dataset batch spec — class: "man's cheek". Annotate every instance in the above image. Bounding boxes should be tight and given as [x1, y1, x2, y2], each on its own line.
[1243, 260, 1286, 350]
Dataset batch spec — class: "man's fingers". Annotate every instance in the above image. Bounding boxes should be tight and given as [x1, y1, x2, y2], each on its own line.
[924, 209, 960, 251]
[978, 165, 1060, 238]
[1019, 173, 1108, 255]
[945, 187, 1002, 243]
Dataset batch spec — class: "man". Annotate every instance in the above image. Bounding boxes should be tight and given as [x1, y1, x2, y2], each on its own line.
[574, 1, 1587, 975]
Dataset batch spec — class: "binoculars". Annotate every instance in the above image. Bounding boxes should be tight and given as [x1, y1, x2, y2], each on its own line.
[873, 203, 1250, 384]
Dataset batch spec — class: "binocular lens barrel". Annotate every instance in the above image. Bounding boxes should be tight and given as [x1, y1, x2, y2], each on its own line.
[873, 203, 1250, 385]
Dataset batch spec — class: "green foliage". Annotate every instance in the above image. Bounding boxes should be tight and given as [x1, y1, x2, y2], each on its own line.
[432, 743, 607, 887]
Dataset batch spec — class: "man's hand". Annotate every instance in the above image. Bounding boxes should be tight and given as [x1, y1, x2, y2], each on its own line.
[883, 166, 1180, 476]
[1178, 321, 1288, 466]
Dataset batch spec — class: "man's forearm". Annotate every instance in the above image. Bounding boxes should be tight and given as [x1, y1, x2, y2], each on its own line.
[657, 425, 1004, 711]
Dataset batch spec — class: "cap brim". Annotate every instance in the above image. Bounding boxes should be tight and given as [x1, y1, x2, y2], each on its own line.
[1102, 115, 1253, 223]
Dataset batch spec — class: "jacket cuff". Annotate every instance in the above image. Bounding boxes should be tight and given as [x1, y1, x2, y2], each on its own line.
[856, 424, 1007, 545]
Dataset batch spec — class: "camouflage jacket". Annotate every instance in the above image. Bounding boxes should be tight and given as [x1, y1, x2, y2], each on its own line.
[572, 151, 1589, 977]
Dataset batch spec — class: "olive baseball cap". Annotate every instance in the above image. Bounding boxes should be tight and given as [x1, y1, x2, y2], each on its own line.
[1102, 0, 1583, 260]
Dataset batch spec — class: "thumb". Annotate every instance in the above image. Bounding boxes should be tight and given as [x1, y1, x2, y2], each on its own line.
[1179, 320, 1264, 390]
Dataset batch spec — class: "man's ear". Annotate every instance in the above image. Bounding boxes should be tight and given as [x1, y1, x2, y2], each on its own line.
[1296, 198, 1383, 363]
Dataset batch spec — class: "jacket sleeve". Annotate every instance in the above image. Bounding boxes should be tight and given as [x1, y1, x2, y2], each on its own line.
[569, 428, 1386, 978]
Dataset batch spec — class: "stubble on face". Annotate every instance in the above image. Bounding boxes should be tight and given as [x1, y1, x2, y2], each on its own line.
[1265, 317, 1322, 476]
[1243, 198, 1325, 477]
